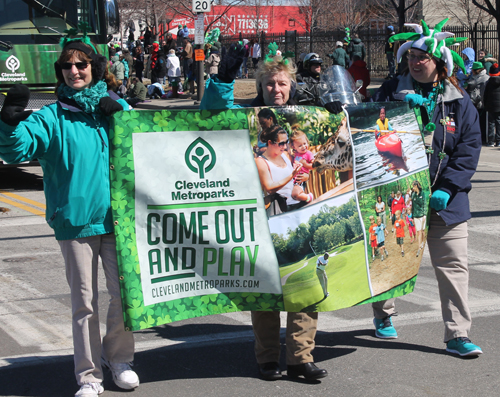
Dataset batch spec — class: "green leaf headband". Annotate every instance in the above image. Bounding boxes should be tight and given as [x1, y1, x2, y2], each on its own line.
[265, 42, 294, 65]
[59, 21, 98, 53]
[389, 18, 467, 76]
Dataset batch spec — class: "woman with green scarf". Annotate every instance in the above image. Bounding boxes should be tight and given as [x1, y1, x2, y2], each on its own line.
[0, 29, 139, 396]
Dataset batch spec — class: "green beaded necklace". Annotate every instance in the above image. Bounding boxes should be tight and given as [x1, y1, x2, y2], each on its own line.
[412, 80, 447, 188]
[414, 80, 443, 134]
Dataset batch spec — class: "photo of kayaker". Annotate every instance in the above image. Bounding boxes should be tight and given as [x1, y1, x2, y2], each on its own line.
[348, 102, 427, 189]
[374, 107, 404, 158]
[374, 107, 394, 138]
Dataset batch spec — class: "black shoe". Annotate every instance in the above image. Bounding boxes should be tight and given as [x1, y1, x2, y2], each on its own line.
[287, 362, 328, 380]
[258, 362, 282, 380]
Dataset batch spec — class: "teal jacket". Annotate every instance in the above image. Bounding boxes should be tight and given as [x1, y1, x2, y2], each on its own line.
[0, 96, 128, 240]
[200, 76, 243, 110]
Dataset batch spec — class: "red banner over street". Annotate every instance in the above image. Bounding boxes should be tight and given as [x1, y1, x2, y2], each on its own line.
[166, 6, 308, 37]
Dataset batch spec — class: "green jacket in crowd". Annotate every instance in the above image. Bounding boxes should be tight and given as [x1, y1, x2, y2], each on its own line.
[127, 81, 147, 101]
[348, 38, 366, 61]
[330, 47, 349, 68]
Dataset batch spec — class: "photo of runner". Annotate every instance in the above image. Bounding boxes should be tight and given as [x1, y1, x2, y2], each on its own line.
[358, 170, 430, 295]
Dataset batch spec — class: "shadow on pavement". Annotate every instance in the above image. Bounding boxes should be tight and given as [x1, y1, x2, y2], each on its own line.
[0, 325, 451, 396]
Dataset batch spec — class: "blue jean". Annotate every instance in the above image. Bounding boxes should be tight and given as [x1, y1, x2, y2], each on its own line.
[183, 58, 193, 80]
[238, 57, 249, 77]
[386, 52, 395, 77]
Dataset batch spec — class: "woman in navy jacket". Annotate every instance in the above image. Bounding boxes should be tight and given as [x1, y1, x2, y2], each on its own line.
[370, 19, 483, 357]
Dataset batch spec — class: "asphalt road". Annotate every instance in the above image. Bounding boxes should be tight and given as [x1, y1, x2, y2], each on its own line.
[0, 145, 499, 397]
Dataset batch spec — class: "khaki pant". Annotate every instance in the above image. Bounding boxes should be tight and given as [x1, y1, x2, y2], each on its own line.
[251, 311, 318, 365]
[427, 212, 471, 342]
[316, 268, 328, 296]
[372, 298, 396, 319]
[372, 212, 472, 342]
[59, 234, 135, 385]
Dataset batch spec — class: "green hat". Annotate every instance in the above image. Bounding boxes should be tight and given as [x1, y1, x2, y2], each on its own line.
[178, 24, 182, 28]
[204, 28, 221, 45]
[472, 61, 483, 70]
[390, 18, 468, 76]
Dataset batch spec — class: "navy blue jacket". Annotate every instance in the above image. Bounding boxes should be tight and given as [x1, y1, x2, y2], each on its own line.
[373, 73, 481, 226]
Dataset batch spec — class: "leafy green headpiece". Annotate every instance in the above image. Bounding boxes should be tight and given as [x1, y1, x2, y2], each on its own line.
[389, 18, 468, 76]
[265, 42, 294, 65]
[59, 21, 97, 53]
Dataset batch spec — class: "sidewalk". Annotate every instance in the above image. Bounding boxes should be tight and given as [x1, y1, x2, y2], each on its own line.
[134, 77, 387, 110]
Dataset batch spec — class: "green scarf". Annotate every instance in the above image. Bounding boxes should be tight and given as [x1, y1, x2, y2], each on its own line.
[57, 80, 109, 113]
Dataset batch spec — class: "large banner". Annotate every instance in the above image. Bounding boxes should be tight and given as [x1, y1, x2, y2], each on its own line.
[110, 104, 430, 331]
[166, 6, 307, 37]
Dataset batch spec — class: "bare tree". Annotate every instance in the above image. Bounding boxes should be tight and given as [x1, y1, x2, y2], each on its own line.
[472, 0, 500, 55]
[157, 0, 244, 35]
[325, 0, 373, 32]
[371, 0, 421, 31]
[117, 0, 168, 41]
[425, 0, 493, 30]
[240, 0, 274, 38]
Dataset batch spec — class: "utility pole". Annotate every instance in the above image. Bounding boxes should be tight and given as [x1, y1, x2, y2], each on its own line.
[192, 0, 211, 103]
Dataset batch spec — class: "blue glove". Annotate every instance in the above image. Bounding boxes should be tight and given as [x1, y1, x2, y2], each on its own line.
[404, 93, 429, 109]
[430, 190, 450, 211]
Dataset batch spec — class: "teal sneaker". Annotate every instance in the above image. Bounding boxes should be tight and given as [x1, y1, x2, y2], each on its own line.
[373, 316, 398, 339]
[446, 337, 483, 357]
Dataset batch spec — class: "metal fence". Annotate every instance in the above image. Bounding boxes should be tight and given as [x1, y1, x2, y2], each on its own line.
[220, 25, 499, 77]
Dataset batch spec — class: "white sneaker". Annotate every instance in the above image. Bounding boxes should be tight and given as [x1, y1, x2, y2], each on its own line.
[105, 361, 140, 390]
[75, 383, 104, 397]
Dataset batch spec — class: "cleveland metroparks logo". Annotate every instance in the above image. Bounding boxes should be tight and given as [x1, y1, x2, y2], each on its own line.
[185, 137, 216, 178]
[6, 55, 20, 73]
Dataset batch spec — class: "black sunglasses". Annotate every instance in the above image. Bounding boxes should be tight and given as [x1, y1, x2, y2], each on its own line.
[274, 139, 289, 147]
[60, 62, 90, 70]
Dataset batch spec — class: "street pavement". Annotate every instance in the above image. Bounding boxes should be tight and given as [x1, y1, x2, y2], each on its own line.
[0, 114, 499, 396]
[132, 77, 388, 109]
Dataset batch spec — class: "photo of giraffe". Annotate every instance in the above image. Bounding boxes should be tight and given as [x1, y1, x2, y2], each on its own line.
[248, 106, 354, 218]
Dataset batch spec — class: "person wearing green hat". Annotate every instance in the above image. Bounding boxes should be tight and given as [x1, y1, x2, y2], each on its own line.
[371, 18, 483, 358]
[466, 61, 489, 143]
[182, 25, 189, 40]
[0, 26, 139, 396]
[477, 48, 496, 74]
[176, 24, 184, 47]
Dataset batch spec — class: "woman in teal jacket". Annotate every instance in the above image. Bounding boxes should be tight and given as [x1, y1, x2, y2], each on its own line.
[0, 33, 139, 397]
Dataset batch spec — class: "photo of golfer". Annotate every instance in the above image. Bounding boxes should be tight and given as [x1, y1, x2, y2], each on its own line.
[316, 252, 330, 298]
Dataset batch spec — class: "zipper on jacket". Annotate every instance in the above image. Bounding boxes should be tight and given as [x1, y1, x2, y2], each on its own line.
[47, 207, 59, 225]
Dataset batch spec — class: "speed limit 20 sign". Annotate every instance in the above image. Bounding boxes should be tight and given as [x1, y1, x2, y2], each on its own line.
[192, 0, 211, 12]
